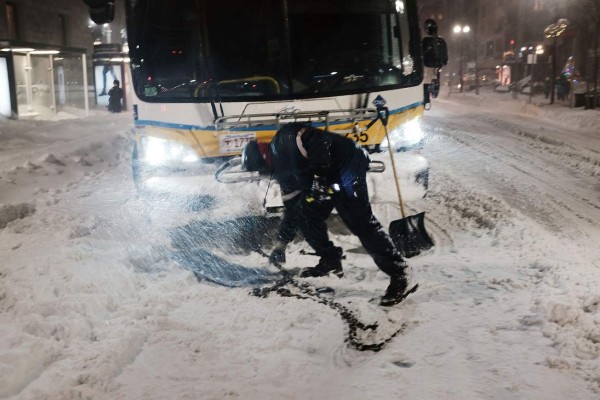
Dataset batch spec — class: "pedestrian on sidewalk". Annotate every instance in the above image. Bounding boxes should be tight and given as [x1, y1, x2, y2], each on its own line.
[556, 75, 568, 102]
[108, 80, 123, 113]
[544, 77, 551, 99]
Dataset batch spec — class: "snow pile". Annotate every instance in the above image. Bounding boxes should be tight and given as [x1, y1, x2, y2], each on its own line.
[0, 203, 36, 229]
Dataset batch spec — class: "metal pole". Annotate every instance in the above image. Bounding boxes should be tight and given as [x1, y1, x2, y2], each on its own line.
[594, 19, 599, 109]
[529, 61, 534, 103]
[459, 36, 464, 93]
[82, 53, 89, 117]
[120, 63, 127, 111]
[475, 35, 479, 95]
[49, 55, 56, 118]
[25, 52, 34, 113]
[550, 36, 556, 104]
[281, 0, 294, 94]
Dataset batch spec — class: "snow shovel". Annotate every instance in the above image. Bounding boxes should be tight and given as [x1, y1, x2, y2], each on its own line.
[376, 107, 434, 258]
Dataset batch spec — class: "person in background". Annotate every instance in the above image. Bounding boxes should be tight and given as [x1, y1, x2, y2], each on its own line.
[108, 80, 123, 113]
[544, 77, 551, 99]
[241, 123, 418, 306]
[556, 74, 568, 102]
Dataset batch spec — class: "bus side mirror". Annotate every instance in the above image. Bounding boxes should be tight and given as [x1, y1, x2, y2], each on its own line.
[422, 37, 448, 69]
[422, 18, 448, 69]
[83, 0, 115, 24]
[422, 19, 447, 104]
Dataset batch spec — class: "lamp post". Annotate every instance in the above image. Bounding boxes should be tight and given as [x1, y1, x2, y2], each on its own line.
[454, 24, 470, 93]
[544, 18, 568, 105]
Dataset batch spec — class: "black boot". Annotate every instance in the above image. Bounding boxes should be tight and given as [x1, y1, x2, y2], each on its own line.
[380, 268, 418, 306]
[300, 258, 343, 278]
[300, 246, 343, 278]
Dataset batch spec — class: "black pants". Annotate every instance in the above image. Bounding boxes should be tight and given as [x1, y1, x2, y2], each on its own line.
[280, 162, 404, 277]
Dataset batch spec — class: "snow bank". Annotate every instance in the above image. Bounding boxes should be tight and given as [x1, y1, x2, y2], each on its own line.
[447, 86, 600, 134]
[0, 203, 36, 229]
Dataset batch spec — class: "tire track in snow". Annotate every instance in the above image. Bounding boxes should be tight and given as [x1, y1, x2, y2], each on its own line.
[421, 108, 600, 393]
[469, 113, 600, 213]
[423, 116, 600, 243]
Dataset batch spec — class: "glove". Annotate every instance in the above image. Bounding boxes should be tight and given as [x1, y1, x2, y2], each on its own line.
[269, 245, 286, 264]
[306, 176, 339, 203]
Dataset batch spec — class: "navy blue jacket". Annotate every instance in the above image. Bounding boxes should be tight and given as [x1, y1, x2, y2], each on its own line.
[270, 123, 369, 198]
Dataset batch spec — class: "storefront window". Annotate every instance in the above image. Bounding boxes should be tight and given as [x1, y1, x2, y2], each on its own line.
[11, 50, 88, 119]
[13, 55, 30, 114]
[0, 58, 11, 117]
[94, 62, 123, 108]
[30, 55, 54, 117]
[54, 55, 86, 114]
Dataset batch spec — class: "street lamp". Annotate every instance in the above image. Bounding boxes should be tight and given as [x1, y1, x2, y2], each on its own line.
[544, 18, 569, 105]
[454, 24, 470, 93]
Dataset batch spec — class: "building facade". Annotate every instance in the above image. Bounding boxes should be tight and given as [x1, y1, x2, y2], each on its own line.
[419, 0, 598, 92]
[0, 0, 126, 118]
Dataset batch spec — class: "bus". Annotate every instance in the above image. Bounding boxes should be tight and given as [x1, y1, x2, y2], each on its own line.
[83, 0, 447, 199]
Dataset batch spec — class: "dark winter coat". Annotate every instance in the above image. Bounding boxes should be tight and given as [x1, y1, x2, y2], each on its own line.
[269, 123, 369, 199]
[270, 123, 404, 277]
[108, 87, 123, 113]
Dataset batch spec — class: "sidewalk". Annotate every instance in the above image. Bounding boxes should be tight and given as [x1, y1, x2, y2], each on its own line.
[442, 86, 600, 134]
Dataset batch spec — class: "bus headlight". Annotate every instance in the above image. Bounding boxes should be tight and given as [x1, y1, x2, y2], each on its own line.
[141, 136, 200, 165]
[383, 118, 424, 150]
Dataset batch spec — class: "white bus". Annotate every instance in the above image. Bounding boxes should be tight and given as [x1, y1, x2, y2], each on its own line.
[84, 0, 447, 197]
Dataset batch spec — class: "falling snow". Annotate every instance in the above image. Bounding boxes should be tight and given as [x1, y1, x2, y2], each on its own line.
[1, 90, 599, 399]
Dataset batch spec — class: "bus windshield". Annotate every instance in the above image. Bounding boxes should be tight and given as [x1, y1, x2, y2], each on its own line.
[127, 0, 423, 102]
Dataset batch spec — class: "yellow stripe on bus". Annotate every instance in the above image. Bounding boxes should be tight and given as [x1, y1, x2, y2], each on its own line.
[135, 105, 424, 158]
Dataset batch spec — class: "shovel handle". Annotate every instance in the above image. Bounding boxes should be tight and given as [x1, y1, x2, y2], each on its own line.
[378, 107, 389, 126]
[377, 106, 407, 219]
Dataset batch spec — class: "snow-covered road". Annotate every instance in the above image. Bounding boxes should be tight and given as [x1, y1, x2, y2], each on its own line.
[426, 98, 600, 242]
[416, 96, 600, 398]
[1, 94, 599, 399]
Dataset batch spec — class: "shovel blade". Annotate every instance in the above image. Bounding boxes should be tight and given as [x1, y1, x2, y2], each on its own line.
[389, 212, 434, 258]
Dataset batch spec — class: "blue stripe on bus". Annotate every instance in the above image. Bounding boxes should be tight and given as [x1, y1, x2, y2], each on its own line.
[134, 101, 423, 132]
